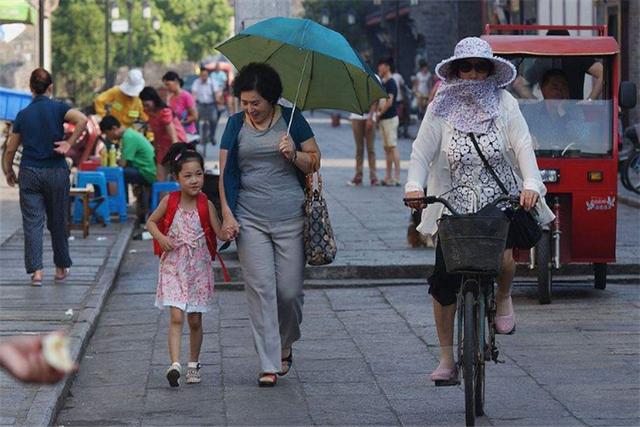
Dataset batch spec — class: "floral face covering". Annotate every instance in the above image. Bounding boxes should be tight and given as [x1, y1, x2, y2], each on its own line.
[431, 78, 501, 134]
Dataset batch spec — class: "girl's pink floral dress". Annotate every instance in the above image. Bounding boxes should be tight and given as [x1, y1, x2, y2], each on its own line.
[155, 207, 214, 312]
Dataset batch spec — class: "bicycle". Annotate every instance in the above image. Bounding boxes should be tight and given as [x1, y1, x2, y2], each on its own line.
[620, 123, 639, 194]
[404, 194, 519, 426]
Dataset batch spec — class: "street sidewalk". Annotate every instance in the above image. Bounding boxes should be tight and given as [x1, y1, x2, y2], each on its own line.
[56, 236, 640, 427]
[205, 115, 640, 283]
[0, 179, 134, 426]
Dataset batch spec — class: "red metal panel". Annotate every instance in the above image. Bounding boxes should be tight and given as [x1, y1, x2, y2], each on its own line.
[482, 35, 619, 56]
[538, 158, 617, 263]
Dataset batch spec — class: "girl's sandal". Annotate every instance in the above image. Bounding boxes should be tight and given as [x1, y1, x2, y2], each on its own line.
[278, 349, 293, 376]
[258, 373, 277, 387]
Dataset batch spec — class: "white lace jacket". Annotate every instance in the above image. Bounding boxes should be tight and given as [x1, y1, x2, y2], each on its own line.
[405, 90, 555, 236]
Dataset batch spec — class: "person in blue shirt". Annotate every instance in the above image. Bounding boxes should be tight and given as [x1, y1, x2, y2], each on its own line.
[2, 68, 88, 286]
[376, 57, 401, 186]
[218, 63, 320, 387]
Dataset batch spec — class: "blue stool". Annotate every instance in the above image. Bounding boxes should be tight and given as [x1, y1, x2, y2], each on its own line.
[97, 166, 128, 221]
[73, 171, 111, 225]
[150, 181, 180, 211]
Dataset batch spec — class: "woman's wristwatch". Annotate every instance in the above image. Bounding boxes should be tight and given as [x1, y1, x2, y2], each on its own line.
[290, 150, 298, 163]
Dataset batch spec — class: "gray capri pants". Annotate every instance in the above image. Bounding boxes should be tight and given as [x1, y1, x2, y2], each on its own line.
[18, 166, 72, 274]
[235, 214, 305, 374]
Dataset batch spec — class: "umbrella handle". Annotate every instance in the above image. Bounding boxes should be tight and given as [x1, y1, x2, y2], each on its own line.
[287, 50, 311, 136]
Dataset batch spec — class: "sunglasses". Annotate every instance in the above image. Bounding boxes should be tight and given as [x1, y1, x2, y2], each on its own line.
[456, 60, 492, 74]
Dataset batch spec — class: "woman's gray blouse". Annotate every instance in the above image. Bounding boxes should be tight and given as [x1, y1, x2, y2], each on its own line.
[236, 116, 305, 221]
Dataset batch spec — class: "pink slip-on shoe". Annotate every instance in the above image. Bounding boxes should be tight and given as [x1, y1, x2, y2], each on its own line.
[496, 312, 516, 335]
[429, 366, 459, 386]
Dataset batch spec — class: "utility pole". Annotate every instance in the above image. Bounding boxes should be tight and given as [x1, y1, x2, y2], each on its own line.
[127, 0, 133, 68]
[38, 0, 45, 68]
[104, 0, 110, 87]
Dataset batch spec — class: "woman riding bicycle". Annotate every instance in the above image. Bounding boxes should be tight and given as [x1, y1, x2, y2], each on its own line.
[404, 37, 554, 384]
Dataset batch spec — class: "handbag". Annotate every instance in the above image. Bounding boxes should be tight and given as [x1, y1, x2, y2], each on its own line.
[468, 133, 542, 250]
[303, 173, 337, 265]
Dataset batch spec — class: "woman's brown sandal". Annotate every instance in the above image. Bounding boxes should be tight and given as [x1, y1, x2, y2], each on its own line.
[278, 349, 293, 376]
[258, 373, 277, 387]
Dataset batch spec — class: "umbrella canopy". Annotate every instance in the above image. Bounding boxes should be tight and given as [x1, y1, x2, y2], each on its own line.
[0, 0, 36, 25]
[215, 17, 386, 116]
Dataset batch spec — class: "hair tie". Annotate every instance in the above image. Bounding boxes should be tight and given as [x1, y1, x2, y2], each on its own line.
[174, 153, 182, 161]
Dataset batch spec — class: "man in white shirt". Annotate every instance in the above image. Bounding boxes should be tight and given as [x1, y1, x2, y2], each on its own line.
[191, 68, 220, 145]
[413, 60, 432, 119]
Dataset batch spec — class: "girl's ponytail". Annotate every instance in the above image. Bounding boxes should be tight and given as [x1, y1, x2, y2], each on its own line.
[162, 143, 204, 176]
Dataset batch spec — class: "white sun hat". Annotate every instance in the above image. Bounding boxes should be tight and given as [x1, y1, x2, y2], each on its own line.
[119, 69, 145, 97]
[435, 37, 516, 88]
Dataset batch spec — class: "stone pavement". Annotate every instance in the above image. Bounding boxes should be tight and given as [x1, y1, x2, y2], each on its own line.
[204, 115, 640, 282]
[0, 181, 135, 426]
[56, 237, 640, 426]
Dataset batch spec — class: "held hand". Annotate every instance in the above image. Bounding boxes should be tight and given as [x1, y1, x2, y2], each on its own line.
[53, 140, 72, 155]
[404, 190, 426, 210]
[5, 169, 17, 187]
[365, 118, 373, 132]
[0, 335, 69, 384]
[520, 189, 540, 211]
[222, 215, 240, 241]
[278, 133, 295, 161]
[157, 235, 175, 252]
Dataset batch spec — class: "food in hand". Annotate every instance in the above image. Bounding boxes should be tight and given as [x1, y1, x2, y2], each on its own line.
[42, 334, 75, 373]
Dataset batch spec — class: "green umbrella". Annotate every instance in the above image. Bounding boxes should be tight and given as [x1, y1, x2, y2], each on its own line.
[0, 0, 36, 25]
[216, 17, 386, 132]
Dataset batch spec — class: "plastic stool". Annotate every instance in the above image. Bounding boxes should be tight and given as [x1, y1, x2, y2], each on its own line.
[151, 181, 180, 211]
[73, 171, 111, 225]
[97, 166, 128, 221]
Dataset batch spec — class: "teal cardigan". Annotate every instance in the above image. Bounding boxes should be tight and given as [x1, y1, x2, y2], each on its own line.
[220, 107, 314, 215]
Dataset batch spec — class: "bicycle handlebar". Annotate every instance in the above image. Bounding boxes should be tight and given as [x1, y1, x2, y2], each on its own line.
[403, 195, 520, 217]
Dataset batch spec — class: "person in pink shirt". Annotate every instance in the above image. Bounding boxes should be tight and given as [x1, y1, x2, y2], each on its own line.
[139, 86, 187, 181]
[163, 71, 198, 134]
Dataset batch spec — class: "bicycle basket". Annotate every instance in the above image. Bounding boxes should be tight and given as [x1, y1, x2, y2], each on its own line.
[437, 213, 510, 275]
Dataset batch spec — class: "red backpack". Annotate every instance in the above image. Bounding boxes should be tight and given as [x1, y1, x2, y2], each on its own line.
[153, 191, 230, 282]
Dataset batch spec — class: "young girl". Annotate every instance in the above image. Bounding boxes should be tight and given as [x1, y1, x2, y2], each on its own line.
[147, 143, 225, 387]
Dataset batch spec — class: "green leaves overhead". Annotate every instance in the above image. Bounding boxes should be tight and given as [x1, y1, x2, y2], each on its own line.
[51, 0, 232, 105]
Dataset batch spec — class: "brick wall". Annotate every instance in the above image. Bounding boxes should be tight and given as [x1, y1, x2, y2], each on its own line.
[409, 0, 483, 72]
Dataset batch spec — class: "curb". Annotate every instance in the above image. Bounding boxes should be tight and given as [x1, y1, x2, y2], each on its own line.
[24, 220, 136, 427]
[215, 262, 640, 283]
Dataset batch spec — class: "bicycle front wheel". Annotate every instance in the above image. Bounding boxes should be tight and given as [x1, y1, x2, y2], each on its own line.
[474, 293, 486, 416]
[463, 290, 477, 426]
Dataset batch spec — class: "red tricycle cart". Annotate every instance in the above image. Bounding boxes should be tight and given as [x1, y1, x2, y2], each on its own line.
[482, 24, 637, 304]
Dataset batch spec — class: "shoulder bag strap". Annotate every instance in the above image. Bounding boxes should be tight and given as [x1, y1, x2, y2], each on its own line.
[468, 133, 509, 196]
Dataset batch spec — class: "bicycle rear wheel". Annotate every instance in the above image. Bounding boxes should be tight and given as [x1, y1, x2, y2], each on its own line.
[463, 290, 477, 426]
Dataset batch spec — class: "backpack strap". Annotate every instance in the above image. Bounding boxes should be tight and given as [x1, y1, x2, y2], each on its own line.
[153, 191, 182, 256]
[196, 193, 231, 283]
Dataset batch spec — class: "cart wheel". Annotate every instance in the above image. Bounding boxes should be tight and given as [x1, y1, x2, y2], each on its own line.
[594, 263, 607, 290]
[536, 230, 552, 304]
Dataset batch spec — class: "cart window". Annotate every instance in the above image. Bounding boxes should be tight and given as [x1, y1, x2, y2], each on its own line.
[506, 55, 613, 157]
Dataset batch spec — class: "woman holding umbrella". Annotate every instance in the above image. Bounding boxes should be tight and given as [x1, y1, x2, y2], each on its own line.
[219, 63, 320, 387]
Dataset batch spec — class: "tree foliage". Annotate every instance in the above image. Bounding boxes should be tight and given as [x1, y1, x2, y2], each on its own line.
[52, 0, 232, 105]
